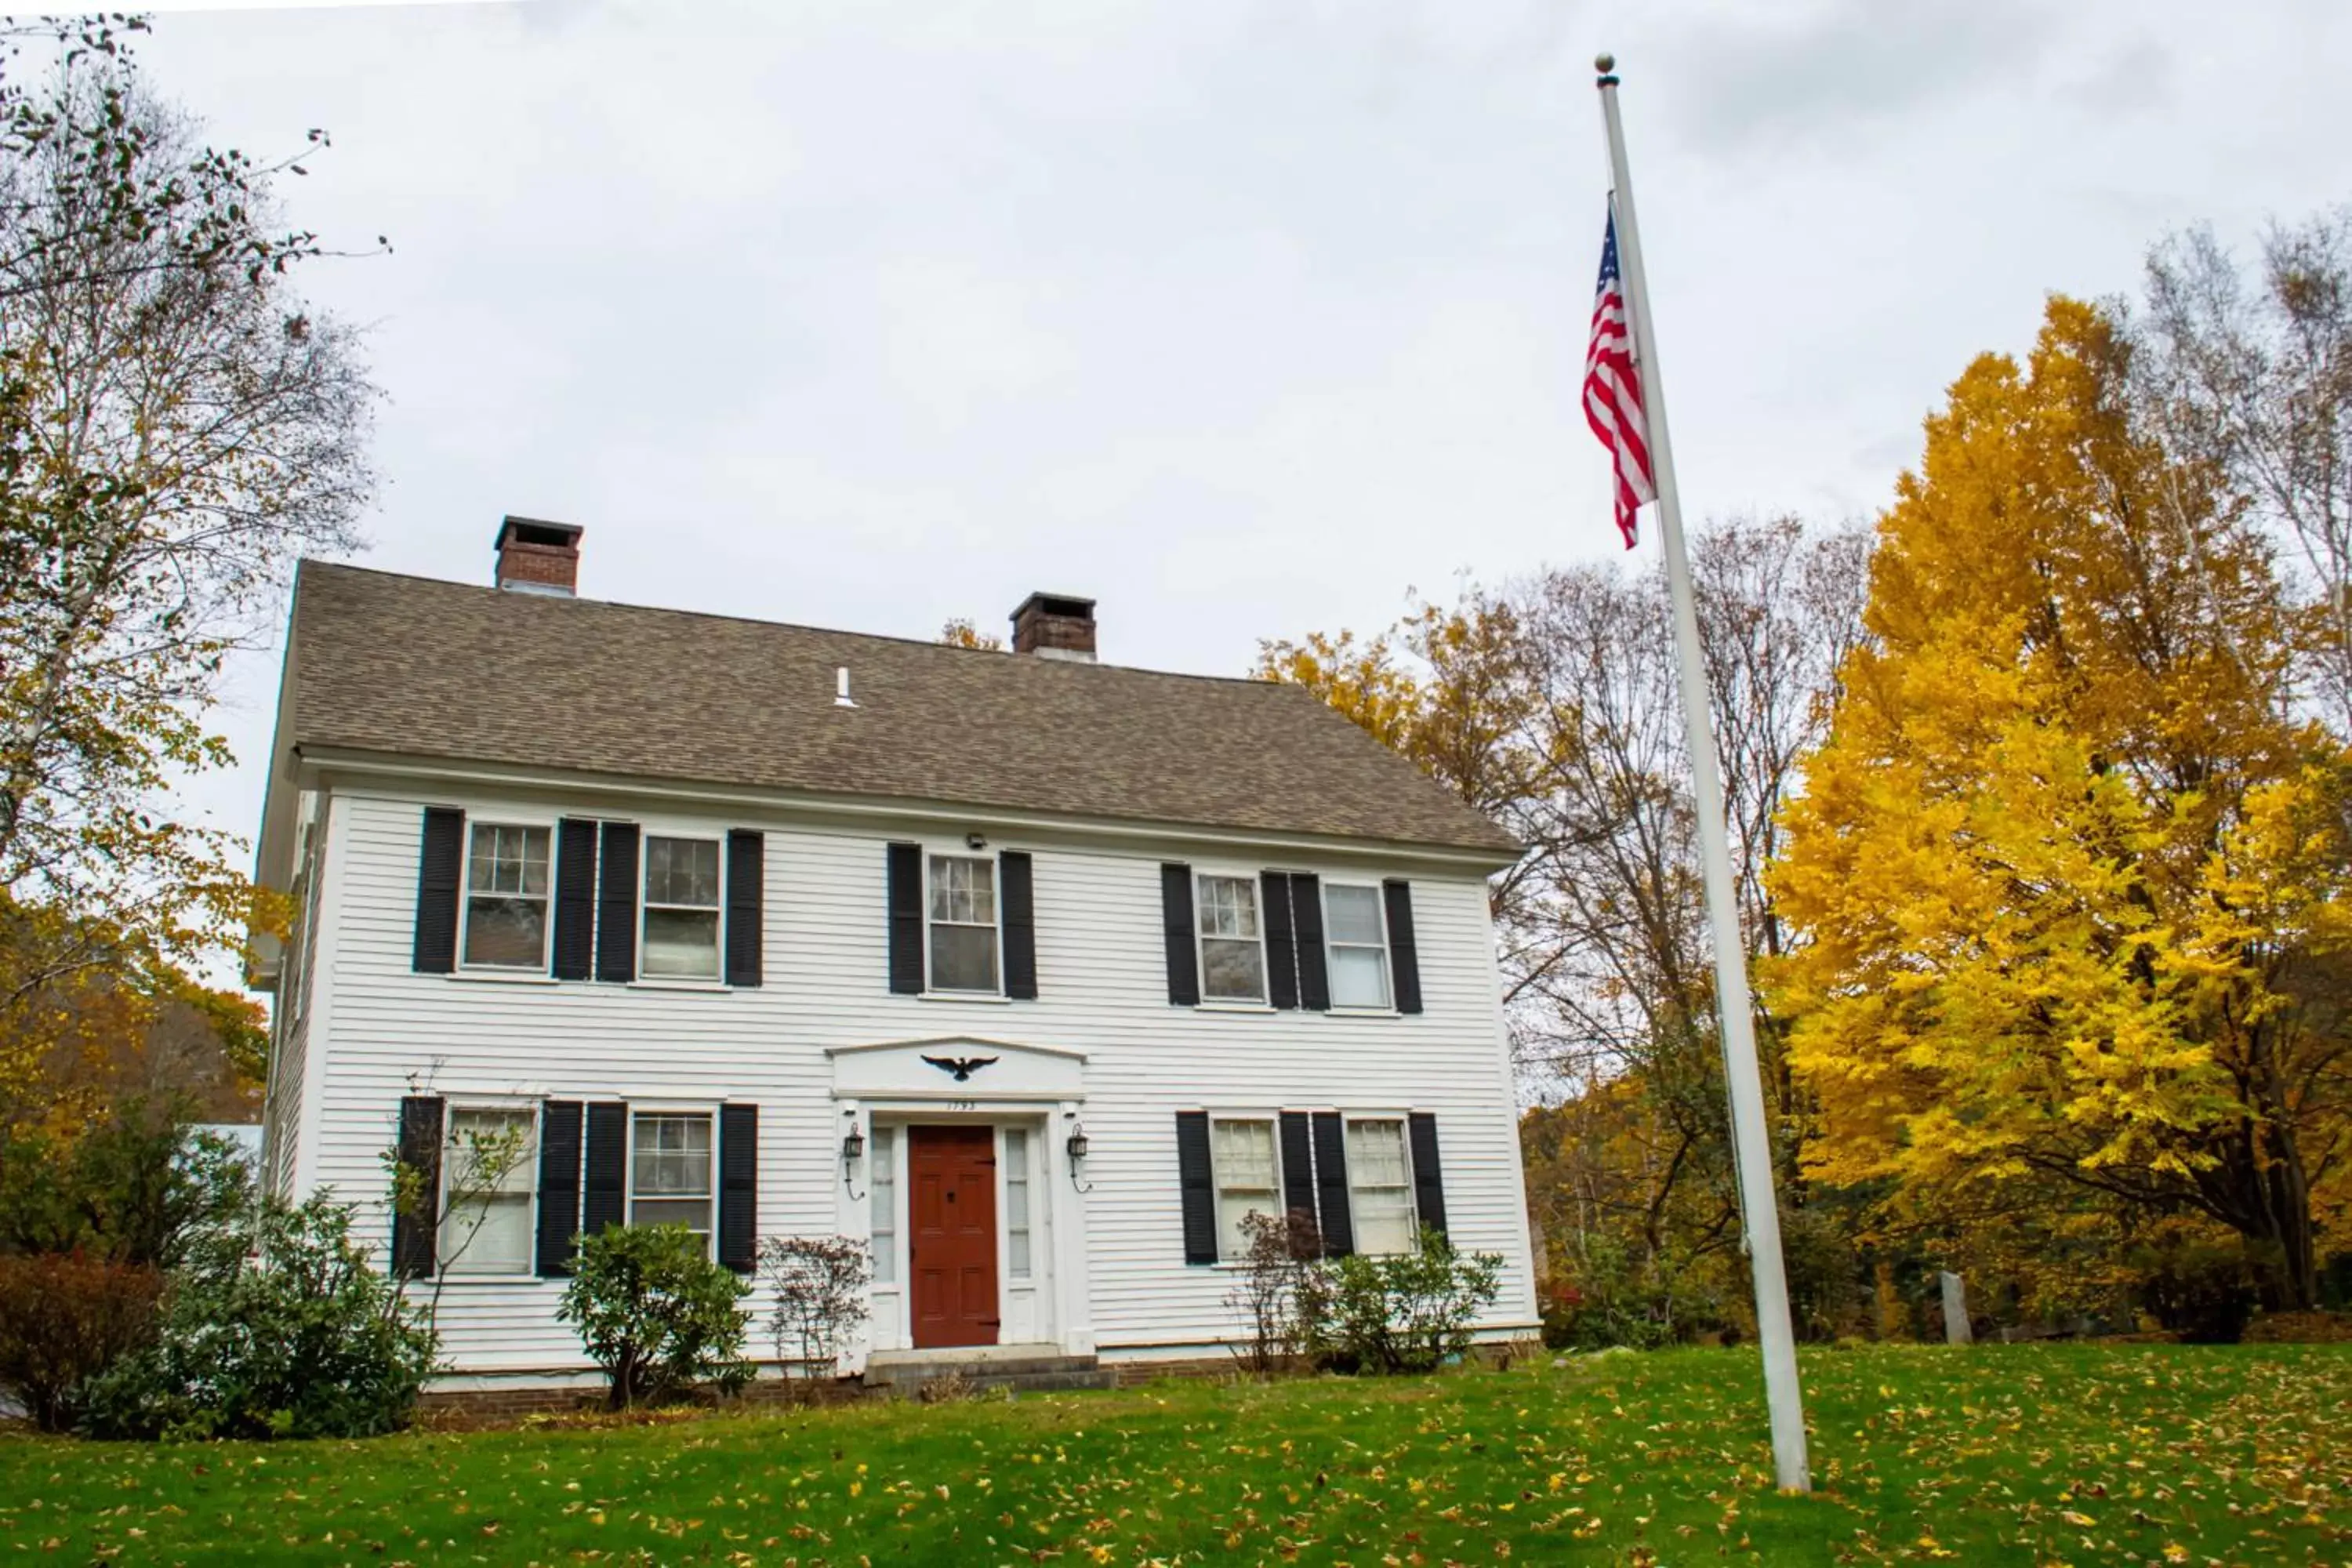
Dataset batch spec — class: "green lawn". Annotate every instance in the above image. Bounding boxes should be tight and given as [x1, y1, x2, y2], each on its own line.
[2, 1345, 2344, 1566]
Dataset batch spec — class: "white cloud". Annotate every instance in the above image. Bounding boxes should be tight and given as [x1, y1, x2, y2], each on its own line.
[93, 0, 2352, 910]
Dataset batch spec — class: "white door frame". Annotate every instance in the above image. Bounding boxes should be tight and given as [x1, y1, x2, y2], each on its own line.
[828, 1036, 1091, 1372]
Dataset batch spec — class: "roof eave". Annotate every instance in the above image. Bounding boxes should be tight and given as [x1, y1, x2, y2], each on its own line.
[288, 744, 1526, 873]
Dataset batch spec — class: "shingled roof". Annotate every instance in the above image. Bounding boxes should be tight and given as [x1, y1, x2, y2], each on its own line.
[273, 562, 1519, 858]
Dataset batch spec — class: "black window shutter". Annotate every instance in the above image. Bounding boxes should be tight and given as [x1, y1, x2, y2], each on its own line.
[412, 808, 465, 973]
[1175, 1110, 1216, 1264]
[535, 1100, 584, 1276]
[1279, 1110, 1317, 1233]
[1311, 1110, 1354, 1258]
[1160, 863, 1199, 1007]
[1261, 872, 1300, 1010]
[886, 842, 924, 994]
[724, 829, 764, 988]
[717, 1102, 758, 1273]
[1407, 1112, 1447, 1240]
[1292, 872, 1330, 1011]
[1383, 880, 1423, 1014]
[1000, 850, 1037, 1000]
[552, 818, 599, 980]
[596, 823, 640, 982]
[393, 1095, 445, 1278]
[583, 1101, 629, 1236]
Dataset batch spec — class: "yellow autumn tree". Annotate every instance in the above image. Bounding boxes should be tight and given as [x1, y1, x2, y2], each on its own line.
[1768, 296, 2352, 1312]
[1254, 597, 1537, 822]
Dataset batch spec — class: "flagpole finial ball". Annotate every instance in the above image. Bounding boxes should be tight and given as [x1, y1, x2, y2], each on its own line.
[1595, 53, 1615, 74]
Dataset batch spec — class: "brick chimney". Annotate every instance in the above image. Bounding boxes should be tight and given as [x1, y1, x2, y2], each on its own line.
[1010, 592, 1097, 662]
[494, 516, 583, 596]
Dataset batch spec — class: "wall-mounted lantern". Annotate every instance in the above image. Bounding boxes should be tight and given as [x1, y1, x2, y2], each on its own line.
[1065, 1116, 1093, 1193]
[842, 1116, 867, 1200]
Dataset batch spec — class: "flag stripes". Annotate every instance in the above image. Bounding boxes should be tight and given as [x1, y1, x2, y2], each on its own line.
[1583, 203, 1654, 550]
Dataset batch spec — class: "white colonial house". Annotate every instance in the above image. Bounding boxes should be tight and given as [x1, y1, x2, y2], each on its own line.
[252, 518, 1538, 1392]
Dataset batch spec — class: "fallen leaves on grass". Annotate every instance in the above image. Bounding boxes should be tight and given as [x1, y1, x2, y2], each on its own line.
[1, 1345, 2347, 1566]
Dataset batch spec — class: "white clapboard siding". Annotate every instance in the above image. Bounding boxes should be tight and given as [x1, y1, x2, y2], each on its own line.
[262, 987, 308, 1202]
[290, 785, 1538, 1374]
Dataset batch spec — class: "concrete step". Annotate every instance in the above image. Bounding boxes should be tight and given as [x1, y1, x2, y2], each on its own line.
[864, 1351, 1114, 1397]
[963, 1367, 1117, 1396]
[864, 1355, 1086, 1385]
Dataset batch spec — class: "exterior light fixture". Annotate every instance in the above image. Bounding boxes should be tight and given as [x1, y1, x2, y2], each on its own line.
[1065, 1118, 1093, 1193]
[965, 831, 987, 851]
[841, 1117, 866, 1200]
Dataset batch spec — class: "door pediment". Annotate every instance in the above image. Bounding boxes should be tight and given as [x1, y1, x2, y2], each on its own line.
[827, 1035, 1086, 1102]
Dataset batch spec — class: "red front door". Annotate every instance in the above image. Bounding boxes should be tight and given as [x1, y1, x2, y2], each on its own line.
[909, 1125, 1000, 1348]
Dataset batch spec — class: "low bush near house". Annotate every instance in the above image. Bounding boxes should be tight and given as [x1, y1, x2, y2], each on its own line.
[559, 1225, 752, 1409]
[1224, 1207, 1323, 1377]
[78, 1193, 436, 1440]
[1317, 1228, 1504, 1374]
[0, 1251, 165, 1432]
[760, 1235, 871, 1379]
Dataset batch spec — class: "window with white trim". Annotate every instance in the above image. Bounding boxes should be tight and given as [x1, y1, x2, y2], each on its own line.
[461, 823, 551, 969]
[1346, 1117, 1417, 1255]
[1323, 884, 1392, 1009]
[927, 854, 1000, 993]
[641, 836, 722, 979]
[1210, 1115, 1280, 1260]
[630, 1112, 714, 1247]
[1004, 1127, 1033, 1278]
[1196, 874, 1266, 1003]
[439, 1107, 537, 1276]
[871, 1126, 898, 1285]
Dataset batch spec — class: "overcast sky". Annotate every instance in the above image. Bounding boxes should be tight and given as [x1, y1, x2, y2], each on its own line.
[114, 0, 2352, 898]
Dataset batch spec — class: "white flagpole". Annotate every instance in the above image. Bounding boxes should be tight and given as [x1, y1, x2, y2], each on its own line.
[1593, 51, 1811, 1494]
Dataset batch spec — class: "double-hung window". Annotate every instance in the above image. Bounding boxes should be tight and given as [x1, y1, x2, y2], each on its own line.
[1196, 874, 1266, 1003]
[1345, 1117, 1417, 1255]
[439, 1107, 537, 1276]
[630, 1112, 715, 1250]
[1323, 884, 1392, 1009]
[462, 823, 551, 969]
[642, 836, 722, 979]
[927, 854, 1000, 993]
[1210, 1115, 1280, 1260]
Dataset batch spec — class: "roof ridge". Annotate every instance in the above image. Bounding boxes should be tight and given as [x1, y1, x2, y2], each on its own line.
[296, 557, 1287, 692]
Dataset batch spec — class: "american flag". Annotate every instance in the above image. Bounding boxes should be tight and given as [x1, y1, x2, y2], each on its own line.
[1584, 205, 1653, 550]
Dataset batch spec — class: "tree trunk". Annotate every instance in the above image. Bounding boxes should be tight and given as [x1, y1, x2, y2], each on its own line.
[2197, 1114, 2321, 1312]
